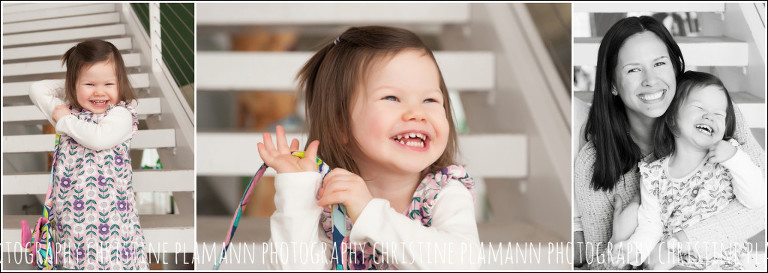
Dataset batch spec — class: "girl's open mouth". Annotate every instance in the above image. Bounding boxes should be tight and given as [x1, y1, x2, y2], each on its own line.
[90, 100, 109, 106]
[392, 132, 429, 150]
[695, 124, 714, 136]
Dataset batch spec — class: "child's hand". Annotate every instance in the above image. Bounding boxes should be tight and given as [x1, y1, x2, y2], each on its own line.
[257, 125, 320, 173]
[317, 168, 373, 224]
[706, 140, 737, 163]
[645, 238, 678, 270]
[52, 105, 71, 123]
[609, 193, 639, 244]
[608, 241, 634, 269]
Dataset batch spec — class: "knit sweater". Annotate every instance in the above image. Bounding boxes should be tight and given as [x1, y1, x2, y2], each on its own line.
[573, 105, 766, 269]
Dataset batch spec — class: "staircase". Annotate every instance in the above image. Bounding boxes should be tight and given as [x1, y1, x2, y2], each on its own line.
[2, 3, 194, 269]
[195, 3, 570, 270]
[573, 3, 766, 270]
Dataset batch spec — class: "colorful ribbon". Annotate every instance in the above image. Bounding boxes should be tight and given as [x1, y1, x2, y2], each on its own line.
[214, 152, 346, 270]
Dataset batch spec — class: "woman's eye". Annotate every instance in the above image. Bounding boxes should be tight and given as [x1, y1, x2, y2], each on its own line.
[627, 68, 640, 73]
[654, 61, 667, 67]
[383, 96, 399, 102]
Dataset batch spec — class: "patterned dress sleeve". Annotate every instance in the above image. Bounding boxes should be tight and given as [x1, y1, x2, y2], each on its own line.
[682, 104, 767, 245]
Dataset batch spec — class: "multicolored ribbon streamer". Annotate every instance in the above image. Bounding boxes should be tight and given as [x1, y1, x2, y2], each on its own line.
[213, 151, 346, 270]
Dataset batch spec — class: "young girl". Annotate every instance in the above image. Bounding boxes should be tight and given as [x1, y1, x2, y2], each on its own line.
[611, 71, 766, 270]
[29, 39, 148, 270]
[258, 26, 481, 269]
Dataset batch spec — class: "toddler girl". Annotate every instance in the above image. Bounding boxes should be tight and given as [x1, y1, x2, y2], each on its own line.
[259, 26, 481, 269]
[29, 39, 148, 270]
[612, 71, 765, 270]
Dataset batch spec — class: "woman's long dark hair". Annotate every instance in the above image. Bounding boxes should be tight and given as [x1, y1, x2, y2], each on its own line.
[652, 71, 736, 159]
[584, 16, 684, 191]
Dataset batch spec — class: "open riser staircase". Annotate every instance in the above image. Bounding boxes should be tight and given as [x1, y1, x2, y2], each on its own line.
[2, 3, 194, 268]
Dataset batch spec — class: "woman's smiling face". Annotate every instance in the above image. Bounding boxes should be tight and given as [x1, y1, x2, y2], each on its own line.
[613, 31, 677, 121]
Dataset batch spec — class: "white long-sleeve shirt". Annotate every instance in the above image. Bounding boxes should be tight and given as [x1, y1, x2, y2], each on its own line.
[268, 172, 482, 270]
[624, 148, 766, 266]
[29, 79, 133, 151]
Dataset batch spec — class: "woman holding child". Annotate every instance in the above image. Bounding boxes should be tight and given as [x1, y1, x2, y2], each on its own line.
[573, 16, 766, 270]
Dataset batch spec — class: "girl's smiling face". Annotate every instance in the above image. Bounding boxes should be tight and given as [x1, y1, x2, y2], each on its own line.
[349, 49, 449, 175]
[675, 85, 728, 149]
[76, 60, 119, 113]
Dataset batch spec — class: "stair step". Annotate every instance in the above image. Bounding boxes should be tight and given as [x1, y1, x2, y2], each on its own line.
[197, 3, 468, 25]
[574, 91, 766, 129]
[3, 12, 120, 34]
[573, 3, 724, 13]
[2, 3, 92, 14]
[3, 215, 194, 253]
[3, 37, 132, 61]
[197, 133, 526, 178]
[2, 3, 117, 24]
[574, 37, 748, 67]
[3, 97, 161, 123]
[3, 73, 149, 97]
[2, 170, 194, 195]
[3, 52, 140, 77]
[3, 24, 126, 47]
[3, 129, 176, 153]
[198, 51, 494, 91]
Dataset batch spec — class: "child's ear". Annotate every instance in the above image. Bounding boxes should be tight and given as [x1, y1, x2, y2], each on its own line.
[668, 120, 680, 138]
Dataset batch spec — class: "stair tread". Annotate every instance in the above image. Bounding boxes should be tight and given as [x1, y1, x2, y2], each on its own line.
[198, 51, 494, 91]
[196, 132, 527, 178]
[3, 24, 126, 47]
[2, 3, 94, 14]
[3, 12, 120, 34]
[3, 97, 161, 123]
[2, 3, 116, 24]
[3, 52, 140, 77]
[574, 91, 766, 128]
[573, 3, 724, 13]
[3, 129, 176, 153]
[3, 37, 131, 61]
[3, 73, 149, 97]
[2, 169, 194, 194]
[574, 36, 749, 66]
[197, 3, 469, 25]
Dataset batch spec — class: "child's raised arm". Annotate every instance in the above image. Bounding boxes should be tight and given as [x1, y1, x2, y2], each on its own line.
[29, 80, 134, 151]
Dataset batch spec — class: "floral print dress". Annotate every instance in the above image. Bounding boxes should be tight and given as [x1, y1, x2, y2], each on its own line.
[50, 102, 149, 270]
[320, 165, 474, 270]
[639, 157, 747, 270]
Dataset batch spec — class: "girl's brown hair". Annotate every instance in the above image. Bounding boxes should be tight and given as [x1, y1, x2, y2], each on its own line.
[297, 26, 458, 175]
[62, 39, 136, 110]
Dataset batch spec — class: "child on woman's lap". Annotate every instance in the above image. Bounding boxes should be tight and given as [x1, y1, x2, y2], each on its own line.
[260, 26, 481, 270]
[611, 71, 766, 270]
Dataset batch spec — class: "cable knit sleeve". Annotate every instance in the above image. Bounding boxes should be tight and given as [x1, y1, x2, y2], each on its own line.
[682, 105, 767, 244]
[574, 142, 613, 269]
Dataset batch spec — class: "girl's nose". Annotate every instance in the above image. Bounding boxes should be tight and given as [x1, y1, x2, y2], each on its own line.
[403, 105, 427, 122]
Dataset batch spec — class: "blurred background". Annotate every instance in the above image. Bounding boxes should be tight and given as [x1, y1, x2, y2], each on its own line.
[195, 3, 572, 270]
[2, 3, 194, 270]
[572, 2, 766, 270]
